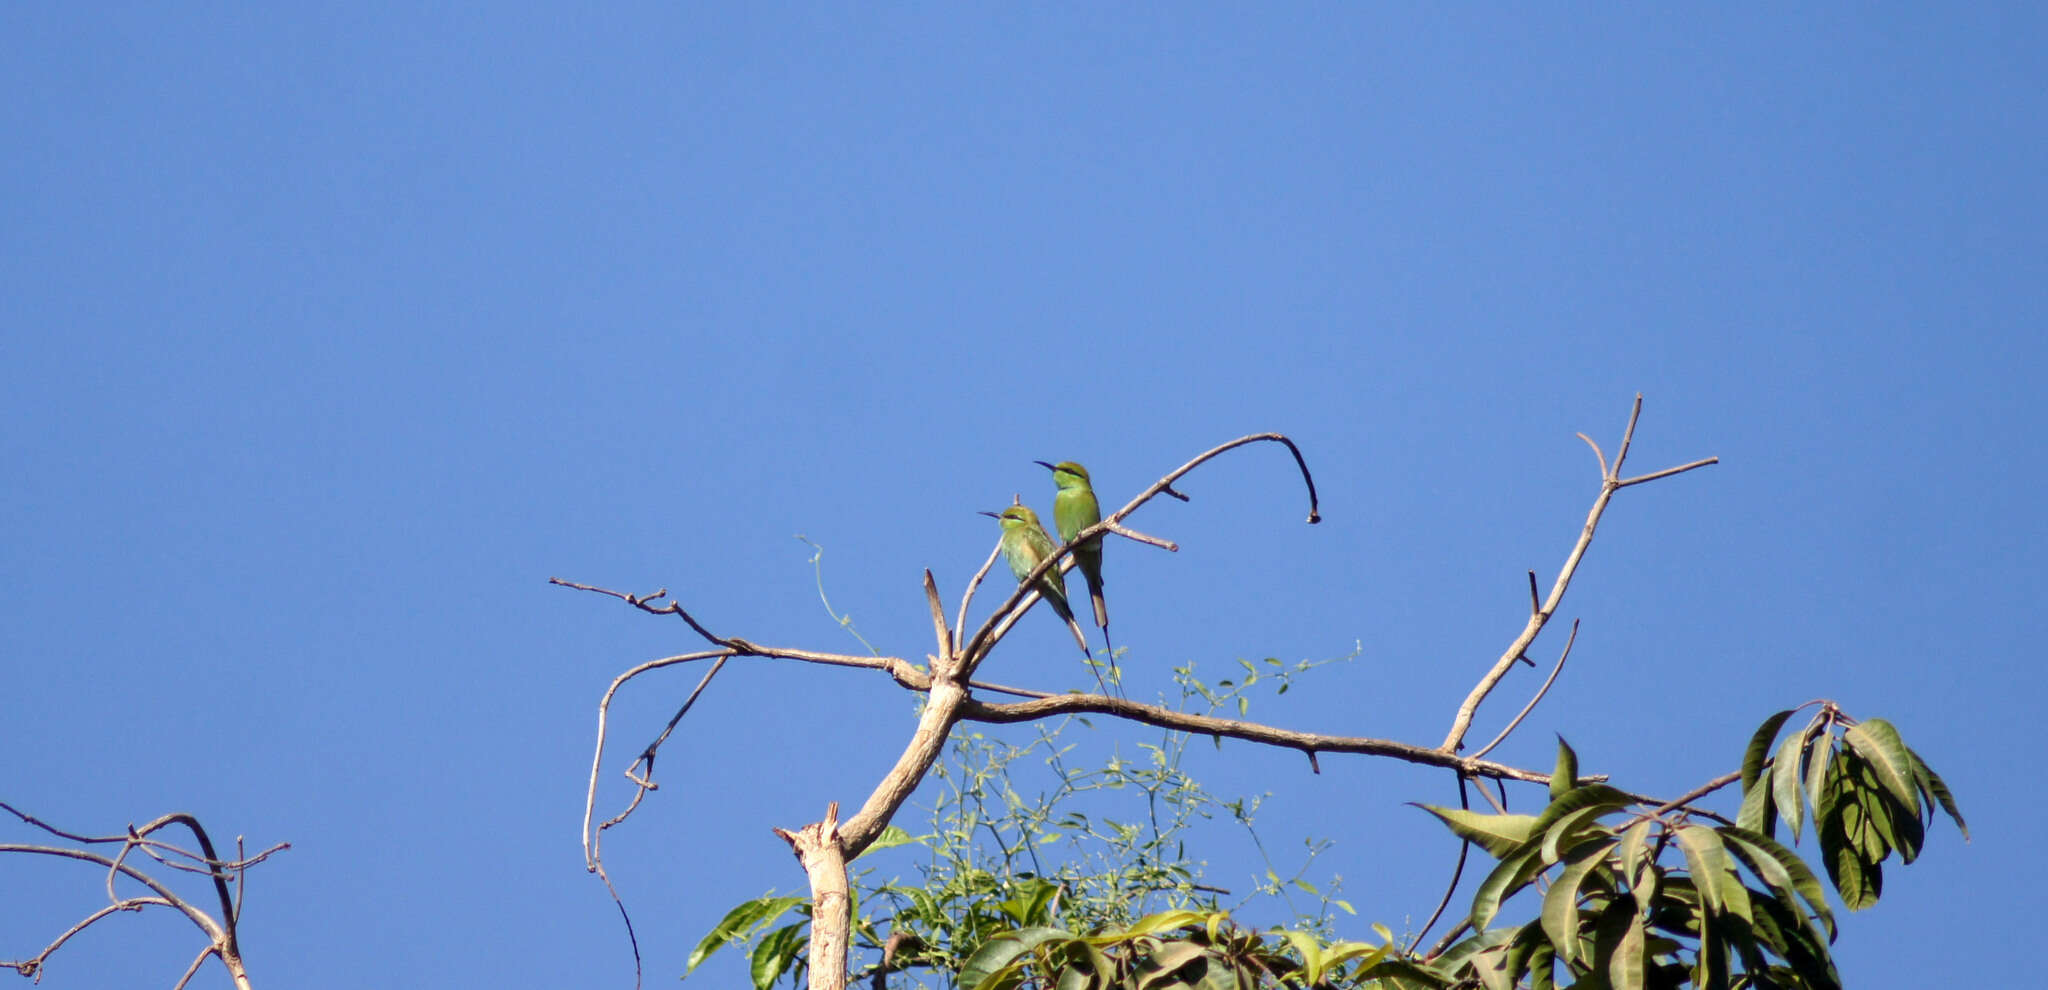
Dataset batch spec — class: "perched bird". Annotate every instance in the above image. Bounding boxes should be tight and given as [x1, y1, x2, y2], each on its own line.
[1035, 461, 1108, 638]
[980, 505, 1096, 668]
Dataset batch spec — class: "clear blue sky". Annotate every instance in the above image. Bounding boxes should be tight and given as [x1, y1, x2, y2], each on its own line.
[4, 5, 2039, 987]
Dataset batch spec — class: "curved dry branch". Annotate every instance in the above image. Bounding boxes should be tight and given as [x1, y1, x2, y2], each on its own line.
[1, 805, 272, 989]
[958, 696, 1560, 784]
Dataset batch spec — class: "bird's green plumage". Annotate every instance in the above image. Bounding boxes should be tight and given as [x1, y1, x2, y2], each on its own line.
[982, 505, 1091, 660]
[1036, 461, 1108, 631]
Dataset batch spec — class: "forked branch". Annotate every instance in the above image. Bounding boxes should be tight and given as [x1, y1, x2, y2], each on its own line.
[1439, 395, 1717, 753]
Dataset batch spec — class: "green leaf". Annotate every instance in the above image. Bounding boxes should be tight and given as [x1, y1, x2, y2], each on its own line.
[1609, 910, 1647, 990]
[1530, 785, 1637, 837]
[1075, 940, 1113, 990]
[1540, 838, 1620, 964]
[960, 928, 1071, 990]
[1541, 803, 1619, 866]
[1551, 737, 1580, 803]
[1276, 928, 1328, 985]
[1471, 844, 1547, 932]
[1324, 939, 1391, 972]
[1362, 958, 1457, 989]
[1133, 942, 1210, 990]
[1770, 730, 1809, 843]
[749, 922, 804, 990]
[1843, 719, 1921, 820]
[1909, 749, 1970, 839]
[1586, 898, 1638, 986]
[853, 825, 920, 859]
[1741, 710, 1797, 793]
[1736, 775, 1777, 838]
[687, 895, 805, 974]
[1617, 818, 1655, 895]
[1803, 732, 1835, 818]
[1526, 940, 1557, 990]
[1716, 825, 1837, 942]
[1413, 805, 1541, 857]
[1119, 910, 1208, 938]
[1674, 824, 1751, 925]
[1837, 754, 1896, 861]
[1818, 793, 1883, 911]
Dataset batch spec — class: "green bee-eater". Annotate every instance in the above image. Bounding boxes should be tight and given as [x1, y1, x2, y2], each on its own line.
[980, 505, 1095, 664]
[1035, 461, 1108, 637]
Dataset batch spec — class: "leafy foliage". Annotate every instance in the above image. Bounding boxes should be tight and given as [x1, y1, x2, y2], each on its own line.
[691, 676, 1962, 990]
[1420, 713, 1965, 990]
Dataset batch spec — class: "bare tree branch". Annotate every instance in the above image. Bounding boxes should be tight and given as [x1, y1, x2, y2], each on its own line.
[1, 805, 273, 989]
[1440, 395, 1717, 753]
[959, 696, 1560, 785]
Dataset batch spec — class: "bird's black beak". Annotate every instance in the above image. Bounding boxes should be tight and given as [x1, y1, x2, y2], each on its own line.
[1033, 460, 1056, 471]
[978, 510, 1002, 519]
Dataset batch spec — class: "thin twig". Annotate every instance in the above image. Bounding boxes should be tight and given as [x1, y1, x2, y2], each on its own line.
[1409, 776, 1475, 954]
[953, 543, 1003, 657]
[1469, 620, 1580, 761]
[1617, 456, 1721, 488]
[1644, 770, 1745, 819]
[584, 651, 734, 870]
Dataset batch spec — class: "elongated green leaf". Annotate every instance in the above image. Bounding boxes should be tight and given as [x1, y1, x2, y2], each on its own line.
[1526, 940, 1556, 990]
[1133, 942, 1209, 990]
[1079, 941, 1114, 990]
[1413, 805, 1541, 857]
[852, 825, 920, 859]
[1471, 844, 1547, 932]
[1909, 749, 1970, 839]
[688, 895, 805, 974]
[1617, 818, 1655, 894]
[1531, 784, 1637, 836]
[1741, 710, 1797, 792]
[749, 922, 804, 990]
[1676, 825, 1752, 927]
[1804, 733, 1835, 817]
[1470, 939, 1516, 990]
[1364, 958, 1457, 989]
[1692, 910, 1727, 990]
[1498, 922, 1549, 990]
[1586, 898, 1636, 984]
[1541, 803, 1617, 865]
[1541, 838, 1620, 964]
[1610, 909, 1647, 990]
[1843, 719, 1921, 819]
[1120, 909, 1208, 938]
[1324, 940, 1391, 972]
[1771, 730, 1809, 842]
[1673, 826, 1726, 915]
[1839, 755, 1896, 861]
[1818, 798, 1883, 910]
[1752, 892, 1843, 990]
[1277, 928, 1327, 986]
[1736, 775, 1777, 837]
[1551, 736, 1580, 803]
[1717, 825, 1836, 941]
[961, 928, 1071, 990]
[1886, 780, 1928, 864]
